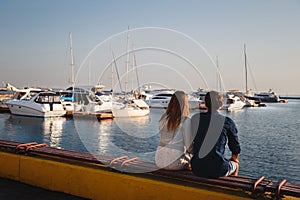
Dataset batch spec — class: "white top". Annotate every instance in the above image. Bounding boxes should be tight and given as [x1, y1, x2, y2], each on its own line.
[155, 114, 193, 170]
[158, 115, 192, 152]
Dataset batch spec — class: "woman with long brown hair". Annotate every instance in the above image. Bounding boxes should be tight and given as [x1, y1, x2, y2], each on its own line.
[155, 91, 193, 170]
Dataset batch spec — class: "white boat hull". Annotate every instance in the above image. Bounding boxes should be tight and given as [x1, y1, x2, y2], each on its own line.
[147, 100, 200, 109]
[146, 100, 169, 108]
[84, 102, 112, 113]
[112, 107, 149, 118]
[7, 101, 66, 118]
[222, 94, 246, 111]
[223, 103, 245, 111]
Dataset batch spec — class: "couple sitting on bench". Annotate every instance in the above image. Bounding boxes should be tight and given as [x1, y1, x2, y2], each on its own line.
[155, 91, 241, 178]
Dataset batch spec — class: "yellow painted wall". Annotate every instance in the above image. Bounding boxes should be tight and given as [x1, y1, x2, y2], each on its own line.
[0, 152, 20, 181]
[0, 151, 257, 200]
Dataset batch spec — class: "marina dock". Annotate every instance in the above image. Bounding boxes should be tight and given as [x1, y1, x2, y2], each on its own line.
[65, 111, 114, 120]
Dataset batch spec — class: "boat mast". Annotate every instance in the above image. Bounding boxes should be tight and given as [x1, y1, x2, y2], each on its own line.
[133, 46, 141, 93]
[111, 48, 123, 92]
[88, 60, 91, 86]
[216, 56, 222, 92]
[125, 26, 130, 99]
[69, 32, 75, 92]
[110, 46, 114, 92]
[244, 44, 248, 93]
[131, 45, 135, 92]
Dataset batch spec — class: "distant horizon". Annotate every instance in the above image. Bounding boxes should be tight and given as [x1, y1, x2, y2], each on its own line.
[2, 82, 300, 97]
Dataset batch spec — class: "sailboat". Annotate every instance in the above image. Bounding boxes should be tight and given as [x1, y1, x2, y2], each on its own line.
[242, 44, 270, 105]
[60, 32, 76, 112]
[242, 44, 258, 107]
[214, 56, 245, 111]
[111, 28, 149, 118]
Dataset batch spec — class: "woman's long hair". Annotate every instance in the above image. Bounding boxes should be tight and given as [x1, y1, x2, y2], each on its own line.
[165, 91, 189, 132]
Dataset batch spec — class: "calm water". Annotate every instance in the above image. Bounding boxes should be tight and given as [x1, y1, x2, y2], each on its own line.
[0, 100, 299, 184]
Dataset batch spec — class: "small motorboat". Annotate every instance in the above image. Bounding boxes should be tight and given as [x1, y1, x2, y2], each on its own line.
[6, 91, 66, 117]
[222, 94, 246, 111]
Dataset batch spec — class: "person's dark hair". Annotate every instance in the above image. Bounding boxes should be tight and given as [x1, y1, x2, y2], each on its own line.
[205, 91, 223, 111]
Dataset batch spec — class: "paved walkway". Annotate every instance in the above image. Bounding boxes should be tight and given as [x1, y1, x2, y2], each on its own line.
[0, 177, 89, 200]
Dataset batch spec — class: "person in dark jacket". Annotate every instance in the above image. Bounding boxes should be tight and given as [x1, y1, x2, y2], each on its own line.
[191, 91, 241, 178]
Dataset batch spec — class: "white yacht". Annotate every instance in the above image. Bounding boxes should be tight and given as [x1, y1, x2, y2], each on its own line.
[112, 99, 149, 118]
[145, 90, 173, 108]
[67, 86, 113, 113]
[222, 94, 245, 111]
[253, 90, 282, 102]
[6, 91, 66, 117]
[228, 90, 261, 107]
[146, 90, 201, 109]
[1, 85, 42, 111]
[0, 87, 13, 112]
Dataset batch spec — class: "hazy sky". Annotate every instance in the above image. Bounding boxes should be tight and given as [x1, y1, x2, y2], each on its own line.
[1, 0, 300, 94]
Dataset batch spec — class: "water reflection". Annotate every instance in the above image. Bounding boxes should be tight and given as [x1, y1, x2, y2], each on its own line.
[43, 117, 64, 148]
[5, 116, 65, 147]
[113, 115, 154, 138]
[73, 110, 162, 162]
[4, 115, 87, 152]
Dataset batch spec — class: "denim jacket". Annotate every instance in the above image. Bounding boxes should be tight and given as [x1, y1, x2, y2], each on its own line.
[191, 111, 241, 178]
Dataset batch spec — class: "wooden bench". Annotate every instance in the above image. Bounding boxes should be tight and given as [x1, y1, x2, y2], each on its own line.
[1, 139, 299, 199]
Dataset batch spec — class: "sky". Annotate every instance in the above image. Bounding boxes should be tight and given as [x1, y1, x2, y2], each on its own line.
[0, 0, 300, 95]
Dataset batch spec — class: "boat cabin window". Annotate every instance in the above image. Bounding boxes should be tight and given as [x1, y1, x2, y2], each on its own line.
[12, 92, 26, 99]
[28, 91, 40, 99]
[73, 93, 89, 105]
[155, 94, 173, 97]
[152, 97, 167, 99]
[257, 94, 269, 97]
[35, 94, 61, 104]
[88, 94, 103, 105]
[226, 99, 234, 104]
[60, 91, 73, 101]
